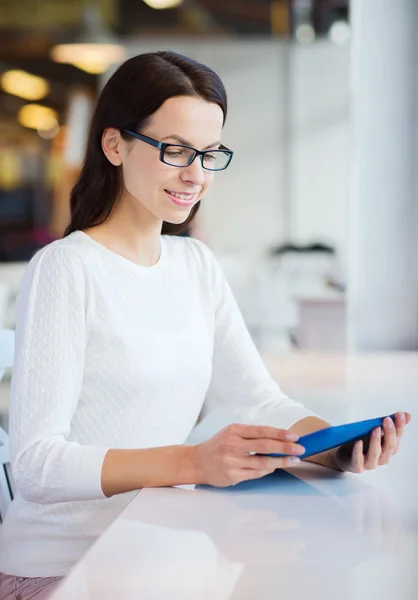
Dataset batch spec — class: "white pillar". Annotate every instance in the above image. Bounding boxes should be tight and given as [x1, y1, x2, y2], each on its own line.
[348, 0, 418, 351]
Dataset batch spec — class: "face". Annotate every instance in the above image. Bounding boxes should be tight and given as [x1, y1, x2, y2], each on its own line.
[102, 96, 224, 226]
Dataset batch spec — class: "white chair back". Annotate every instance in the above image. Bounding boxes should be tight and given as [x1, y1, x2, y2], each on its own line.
[0, 328, 14, 382]
[0, 328, 15, 522]
[0, 262, 27, 329]
[0, 426, 14, 523]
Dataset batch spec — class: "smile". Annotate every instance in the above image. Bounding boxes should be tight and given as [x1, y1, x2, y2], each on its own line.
[165, 189, 197, 206]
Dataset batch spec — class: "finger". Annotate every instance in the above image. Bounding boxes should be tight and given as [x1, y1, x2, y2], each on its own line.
[364, 427, 382, 470]
[240, 454, 301, 471]
[240, 469, 276, 482]
[405, 412, 412, 425]
[242, 439, 306, 457]
[379, 418, 398, 464]
[351, 439, 365, 473]
[392, 412, 406, 454]
[228, 423, 299, 442]
[394, 412, 405, 435]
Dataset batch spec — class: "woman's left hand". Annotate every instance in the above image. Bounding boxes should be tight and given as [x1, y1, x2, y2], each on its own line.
[334, 412, 412, 474]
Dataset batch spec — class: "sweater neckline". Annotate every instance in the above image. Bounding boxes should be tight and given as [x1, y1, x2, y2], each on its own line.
[72, 230, 166, 273]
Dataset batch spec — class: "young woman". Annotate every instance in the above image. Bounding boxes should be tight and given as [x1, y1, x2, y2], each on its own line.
[0, 51, 410, 599]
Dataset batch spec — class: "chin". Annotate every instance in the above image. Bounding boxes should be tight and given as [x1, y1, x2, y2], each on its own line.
[163, 205, 196, 225]
[163, 214, 191, 225]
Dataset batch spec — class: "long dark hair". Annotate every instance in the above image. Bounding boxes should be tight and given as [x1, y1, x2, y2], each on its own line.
[64, 51, 228, 237]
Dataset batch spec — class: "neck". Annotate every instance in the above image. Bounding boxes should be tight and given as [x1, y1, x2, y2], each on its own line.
[84, 196, 163, 267]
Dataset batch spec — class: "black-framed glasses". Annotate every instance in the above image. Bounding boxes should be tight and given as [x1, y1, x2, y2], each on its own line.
[123, 129, 233, 171]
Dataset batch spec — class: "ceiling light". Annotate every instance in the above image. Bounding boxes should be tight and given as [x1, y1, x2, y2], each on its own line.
[142, 0, 184, 8]
[51, 6, 126, 74]
[18, 104, 58, 131]
[295, 24, 315, 44]
[37, 122, 60, 139]
[0, 150, 20, 190]
[328, 20, 351, 46]
[70, 59, 113, 75]
[1, 70, 49, 101]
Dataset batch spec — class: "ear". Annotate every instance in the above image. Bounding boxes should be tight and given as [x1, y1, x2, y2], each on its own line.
[101, 128, 125, 166]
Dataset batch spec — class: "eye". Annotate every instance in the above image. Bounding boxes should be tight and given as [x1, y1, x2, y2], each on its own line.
[204, 153, 217, 161]
[165, 149, 185, 157]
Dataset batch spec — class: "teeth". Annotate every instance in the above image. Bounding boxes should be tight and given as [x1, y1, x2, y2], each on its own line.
[168, 191, 194, 201]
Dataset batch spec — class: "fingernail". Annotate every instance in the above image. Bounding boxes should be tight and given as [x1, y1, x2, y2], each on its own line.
[286, 433, 299, 442]
[386, 418, 394, 428]
[400, 412, 405, 421]
[373, 427, 381, 437]
[288, 457, 301, 465]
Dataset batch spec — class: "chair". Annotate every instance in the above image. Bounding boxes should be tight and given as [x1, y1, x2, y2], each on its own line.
[0, 328, 15, 522]
[0, 328, 14, 383]
[0, 262, 27, 329]
[0, 426, 14, 523]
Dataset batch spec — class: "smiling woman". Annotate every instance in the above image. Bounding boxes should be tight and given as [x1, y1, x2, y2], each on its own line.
[0, 50, 410, 595]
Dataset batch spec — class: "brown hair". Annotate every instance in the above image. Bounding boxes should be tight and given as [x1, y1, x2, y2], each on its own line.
[64, 51, 227, 237]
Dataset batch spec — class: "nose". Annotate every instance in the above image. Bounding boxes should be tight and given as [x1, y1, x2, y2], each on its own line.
[180, 155, 206, 187]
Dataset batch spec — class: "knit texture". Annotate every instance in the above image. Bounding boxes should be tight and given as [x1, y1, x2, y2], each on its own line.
[0, 231, 315, 576]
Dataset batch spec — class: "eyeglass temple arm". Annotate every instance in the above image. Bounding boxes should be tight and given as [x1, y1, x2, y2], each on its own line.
[123, 129, 162, 150]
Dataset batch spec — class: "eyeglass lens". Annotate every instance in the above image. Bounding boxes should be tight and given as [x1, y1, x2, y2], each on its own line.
[163, 145, 230, 170]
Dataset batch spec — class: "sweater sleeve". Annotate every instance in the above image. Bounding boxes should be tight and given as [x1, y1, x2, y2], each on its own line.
[9, 245, 109, 504]
[192, 240, 318, 430]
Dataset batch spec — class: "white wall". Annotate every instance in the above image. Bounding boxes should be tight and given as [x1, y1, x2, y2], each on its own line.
[347, 0, 418, 350]
[289, 42, 350, 259]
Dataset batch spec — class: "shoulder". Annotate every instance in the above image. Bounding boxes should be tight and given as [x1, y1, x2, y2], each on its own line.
[163, 235, 217, 272]
[23, 235, 90, 286]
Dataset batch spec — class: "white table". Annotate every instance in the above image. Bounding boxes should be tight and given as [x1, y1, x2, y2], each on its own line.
[47, 353, 418, 599]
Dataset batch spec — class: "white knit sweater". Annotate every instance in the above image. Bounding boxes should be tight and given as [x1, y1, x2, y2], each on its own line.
[0, 231, 315, 577]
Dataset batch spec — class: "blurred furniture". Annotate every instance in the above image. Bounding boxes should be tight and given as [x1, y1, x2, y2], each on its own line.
[216, 248, 345, 352]
[49, 352, 418, 600]
[293, 292, 346, 351]
[0, 336, 15, 522]
[0, 329, 14, 381]
[0, 262, 27, 328]
[0, 382, 9, 431]
[0, 329, 14, 430]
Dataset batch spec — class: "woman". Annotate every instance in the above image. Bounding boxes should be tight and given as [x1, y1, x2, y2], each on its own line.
[0, 51, 411, 599]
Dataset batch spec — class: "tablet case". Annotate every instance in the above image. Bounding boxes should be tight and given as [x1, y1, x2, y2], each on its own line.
[264, 414, 396, 459]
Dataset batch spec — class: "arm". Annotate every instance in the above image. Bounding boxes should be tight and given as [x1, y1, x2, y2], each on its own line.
[195, 240, 318, 430]
[10, 246, 206, 502]
[190, 244, 411, 475]
[101, 446, 197, 496]
[9, 247, 109, 503]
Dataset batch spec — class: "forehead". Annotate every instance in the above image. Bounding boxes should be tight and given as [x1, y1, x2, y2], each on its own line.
[146, 96, 224, 145]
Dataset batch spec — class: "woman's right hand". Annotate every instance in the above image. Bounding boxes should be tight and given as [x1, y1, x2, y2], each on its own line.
[191, 423, 306, 487]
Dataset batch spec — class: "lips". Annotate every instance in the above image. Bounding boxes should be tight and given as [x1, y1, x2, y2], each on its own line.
[165, 189, 197, 207]
[166, 189, 195, 201]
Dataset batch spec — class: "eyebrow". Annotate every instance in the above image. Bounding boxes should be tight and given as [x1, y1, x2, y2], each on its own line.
[161, 135, 222, 150]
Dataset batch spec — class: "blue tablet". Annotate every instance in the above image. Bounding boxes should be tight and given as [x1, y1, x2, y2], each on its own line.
[264, 414, 396, 459]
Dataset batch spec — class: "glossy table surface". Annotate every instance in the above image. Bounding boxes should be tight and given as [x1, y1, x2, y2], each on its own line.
[51, 353, 418, 600]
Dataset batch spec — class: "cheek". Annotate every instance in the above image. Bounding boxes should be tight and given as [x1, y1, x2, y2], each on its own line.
[123, 155, 167, 195]
[203, 172, 215, 192]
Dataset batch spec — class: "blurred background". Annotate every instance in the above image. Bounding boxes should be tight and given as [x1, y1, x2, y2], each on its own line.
[0, 0, 417, 426]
